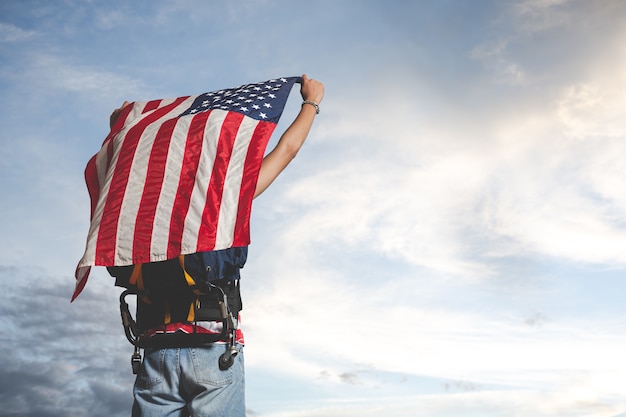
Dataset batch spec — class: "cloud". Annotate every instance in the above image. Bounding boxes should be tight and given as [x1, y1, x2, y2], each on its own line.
[0, 22, 36, 42]
[25, 54, 147, 99]
[256, 388, 626, 417]
[514, 0, 574, 32]
[3, 2, 626, 416]
[470, 40, 528, 85]
[0, 267, 134, 417]
[238, 6, 626, 414]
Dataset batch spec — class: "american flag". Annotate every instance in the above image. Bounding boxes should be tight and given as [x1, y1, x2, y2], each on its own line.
[73, 76, 301, 301]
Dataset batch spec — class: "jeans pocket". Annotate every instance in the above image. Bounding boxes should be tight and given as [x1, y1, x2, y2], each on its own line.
[189, 346, 234, 387]
[135, 348, 166, 389]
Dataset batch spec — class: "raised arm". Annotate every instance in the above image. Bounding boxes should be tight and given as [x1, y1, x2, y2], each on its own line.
[254, 74, 325, 198]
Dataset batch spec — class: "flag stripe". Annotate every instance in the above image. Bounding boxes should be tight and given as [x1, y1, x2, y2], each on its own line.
[166, 110, 213, 259]
[179, 110, 226, 254]
[131, 118, 177, 261]
[143, 99, 161, 113]
[233, 120, 277, 246]
[85, 104, 133, 220]
[149, 115, 196, 261]
[118, 98, 196, 265]
[95, 97, 190, 265]
[82, 103, 143, 266]
[215, 115, 262, 249]
[196, 111, 244, 251]
[85, 154, 100, 218]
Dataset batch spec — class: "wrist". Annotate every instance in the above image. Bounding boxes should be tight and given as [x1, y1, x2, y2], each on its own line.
[302, 100, 320, 114]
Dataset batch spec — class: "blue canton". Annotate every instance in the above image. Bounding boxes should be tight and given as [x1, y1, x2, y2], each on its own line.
[179, 76, 301, 123]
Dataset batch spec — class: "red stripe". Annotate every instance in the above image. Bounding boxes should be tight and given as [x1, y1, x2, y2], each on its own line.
[232, 120, 277, 246]
[145, 322, 245, 344]
[166, 110, 213, 258]
[196, 111, 244, 251]
[108, 103, 134, 139]
[143, 100, 161, 113]
[95, 97, 189, 265]
[85, 105, 135, 220]
[84, 154, 100, 219]
[132, 118, 177, 262]
[71, 266, 90, 302]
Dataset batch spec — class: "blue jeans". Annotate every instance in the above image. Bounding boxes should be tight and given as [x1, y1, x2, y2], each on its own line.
[132, 344, 245, 417]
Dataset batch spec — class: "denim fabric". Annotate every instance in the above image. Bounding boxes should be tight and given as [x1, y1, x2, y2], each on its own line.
[132, 344, 245, 417]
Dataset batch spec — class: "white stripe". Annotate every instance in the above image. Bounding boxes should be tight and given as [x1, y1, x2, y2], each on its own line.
[113, 125, 153, 265]
[115, 97, 197, 264]
[180, 110, 228, 254]
[215, 116, 259, 249]
[149, 111, 196, 260]
[79, 102, 156, 267]
[95, 143, 110, 189]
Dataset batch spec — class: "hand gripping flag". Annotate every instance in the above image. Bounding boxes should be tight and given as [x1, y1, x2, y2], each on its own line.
[73, 76, 301, 301]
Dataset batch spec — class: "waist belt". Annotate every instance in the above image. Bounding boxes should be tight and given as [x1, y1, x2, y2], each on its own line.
[120, 281, 240, 373]
[115, 253, 244, 374]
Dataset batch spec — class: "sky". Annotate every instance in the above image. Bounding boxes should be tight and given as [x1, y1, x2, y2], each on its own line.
[1, 0, 626, 416]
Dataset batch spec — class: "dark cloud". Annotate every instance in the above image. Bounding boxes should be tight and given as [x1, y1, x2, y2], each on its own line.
[338, 372, 363, 385]
[443, 380, 483, 393]
[0, 267, 134, 417]
[524, 312, 549, 327]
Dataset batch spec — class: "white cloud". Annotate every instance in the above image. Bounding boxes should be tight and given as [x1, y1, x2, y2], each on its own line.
[94, 9, 129, 30]
[27, 54, 147, 99]
[557, 80, 626, 140]
[3, 1, 626, 416]
[241, 8, 626, 415]
[244, 266, 626, 415]
[258, 389, 626, 417]
[513, 0, 575, 33]
[0, 22, 36, 42]
[470, 40, 528, 85]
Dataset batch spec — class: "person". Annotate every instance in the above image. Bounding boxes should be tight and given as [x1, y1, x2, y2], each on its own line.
[108, 74, 324, 417]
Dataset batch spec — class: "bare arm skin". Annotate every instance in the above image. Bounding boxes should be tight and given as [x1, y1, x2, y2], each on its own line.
[254, 74, 325, 198]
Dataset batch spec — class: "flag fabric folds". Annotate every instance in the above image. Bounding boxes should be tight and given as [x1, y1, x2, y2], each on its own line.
[73, 76, 301, 301]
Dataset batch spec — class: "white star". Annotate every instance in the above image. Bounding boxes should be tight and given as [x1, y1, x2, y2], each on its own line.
[263, 103, 272, 108]
[240, 106, 248, 112]
[252, 104, 260, 110]
[280, 78, 287, 82]
[268, 93, 276, 99]
[259, 112, 267, 119]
